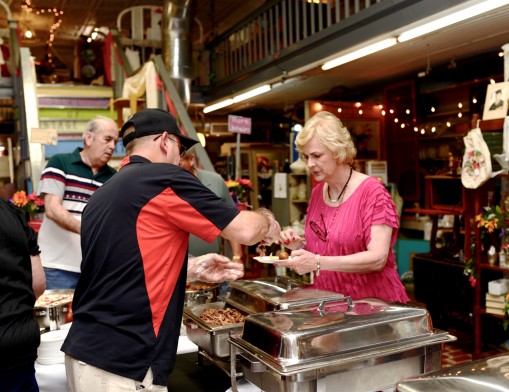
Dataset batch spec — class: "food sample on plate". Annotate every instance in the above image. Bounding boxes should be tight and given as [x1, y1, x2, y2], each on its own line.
[278, 251, 290, 260]
[254, 252, 292, 263]
[199, 307, 245, 326]
[185, 281, 217, 291]
[35, 292, 74, 307]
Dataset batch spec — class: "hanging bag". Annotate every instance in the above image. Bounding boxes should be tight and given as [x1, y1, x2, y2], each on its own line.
[461, 127, 492, 189]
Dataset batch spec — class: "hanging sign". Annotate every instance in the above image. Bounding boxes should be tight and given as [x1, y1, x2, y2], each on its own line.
[228, 115, 252, 135]
[30, 128, 58, 145]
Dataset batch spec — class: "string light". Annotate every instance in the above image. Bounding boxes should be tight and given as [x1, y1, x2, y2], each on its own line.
[21, 1, 64, 48]
[310, 96, 474, 139]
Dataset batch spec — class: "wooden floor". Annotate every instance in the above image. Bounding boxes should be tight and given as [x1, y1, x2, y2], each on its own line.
[441, 341, 508, 368]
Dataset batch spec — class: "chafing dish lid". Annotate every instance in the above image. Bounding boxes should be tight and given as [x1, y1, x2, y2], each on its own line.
[238, 298, 435, 363]
[396, 353, 509, 391]
[225, 276, 344, 310]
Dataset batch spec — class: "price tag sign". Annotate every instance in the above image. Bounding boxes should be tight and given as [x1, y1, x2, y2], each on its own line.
[30, 128, 58, 145]
[228, 115, 252, 135]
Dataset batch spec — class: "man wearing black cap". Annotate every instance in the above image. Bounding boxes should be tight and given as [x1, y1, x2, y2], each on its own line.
[62, 108, 281, 391]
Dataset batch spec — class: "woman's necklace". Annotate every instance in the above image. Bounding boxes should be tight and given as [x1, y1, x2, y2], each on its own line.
[327, 166, 353, 203]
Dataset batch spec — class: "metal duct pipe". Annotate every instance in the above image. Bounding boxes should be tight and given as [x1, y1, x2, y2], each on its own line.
[162, 0, 192, 107]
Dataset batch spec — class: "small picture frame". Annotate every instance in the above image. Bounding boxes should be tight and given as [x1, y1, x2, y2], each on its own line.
[483, 81, 509, 120]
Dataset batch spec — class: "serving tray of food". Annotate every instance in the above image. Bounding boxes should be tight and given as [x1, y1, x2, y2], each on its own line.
[183, 301, 246, 358]
[34, 289, 74, 330]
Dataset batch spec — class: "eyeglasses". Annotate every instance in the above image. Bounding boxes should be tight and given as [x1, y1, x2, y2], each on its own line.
[309, 213, 327, 241]
[153, 134, 187, 157]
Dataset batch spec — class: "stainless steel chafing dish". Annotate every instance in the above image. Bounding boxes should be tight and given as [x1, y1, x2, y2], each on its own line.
[184, 277, 347, 360]
[183, 301, 244, 358]
[222, 276, 346, 314]
[34, 289, 74, 331]
[395, 353, 509, 391]
[229, 298, 456, 392]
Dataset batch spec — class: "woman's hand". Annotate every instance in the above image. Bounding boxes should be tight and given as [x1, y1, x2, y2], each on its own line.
[277, 248, 317, 275]
[277, 228, 304, 250]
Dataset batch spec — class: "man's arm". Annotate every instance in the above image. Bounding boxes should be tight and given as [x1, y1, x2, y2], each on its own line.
[43, 194, 81, 234]
[221, 208, 280, 246]
[31, 254, 46, 299]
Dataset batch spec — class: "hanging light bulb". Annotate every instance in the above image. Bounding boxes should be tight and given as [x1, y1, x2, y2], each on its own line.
[25, 29, 33, 39]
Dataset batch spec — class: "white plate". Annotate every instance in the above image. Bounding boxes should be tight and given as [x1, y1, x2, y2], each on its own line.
[253, 256, 292, 264]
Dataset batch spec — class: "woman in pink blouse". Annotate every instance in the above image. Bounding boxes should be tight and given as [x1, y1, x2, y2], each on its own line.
[278, 111, 409, 303]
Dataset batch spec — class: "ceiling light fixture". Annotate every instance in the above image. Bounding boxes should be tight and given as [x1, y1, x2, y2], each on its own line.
[203, 99, 234, 114]
[232, 84, 270, 103]
[397, 0, 509, 42]
[321, 38, 397, 70]
[203, 84, 271, 113]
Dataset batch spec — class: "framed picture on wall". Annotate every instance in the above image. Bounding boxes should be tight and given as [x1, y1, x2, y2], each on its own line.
[483, 81, 509, 120]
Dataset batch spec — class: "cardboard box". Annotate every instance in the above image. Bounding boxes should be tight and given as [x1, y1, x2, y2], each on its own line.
[488, 279, 509, 296]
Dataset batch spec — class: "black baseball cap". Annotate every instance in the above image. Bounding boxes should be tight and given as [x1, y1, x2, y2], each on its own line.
[120, 108, 199, 148]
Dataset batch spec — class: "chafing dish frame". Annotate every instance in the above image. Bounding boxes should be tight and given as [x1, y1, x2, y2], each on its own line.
[227, 299, 456, 392]
[230, 330, 455, 392]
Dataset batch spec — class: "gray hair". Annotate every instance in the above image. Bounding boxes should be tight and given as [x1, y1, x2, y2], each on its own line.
[295, 111, 357, 165]
[82, 116, 117, 140]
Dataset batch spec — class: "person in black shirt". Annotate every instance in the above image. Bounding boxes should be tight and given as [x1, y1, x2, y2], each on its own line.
[0, 199, 46, 391]
[62, 109, 280, 390]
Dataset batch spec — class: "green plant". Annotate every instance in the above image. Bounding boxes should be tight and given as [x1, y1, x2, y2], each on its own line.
[504, 294, 509, 331]
[463, 242, 477, 287]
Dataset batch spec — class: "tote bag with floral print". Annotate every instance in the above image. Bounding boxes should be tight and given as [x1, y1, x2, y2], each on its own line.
[461, 127, 492, 189]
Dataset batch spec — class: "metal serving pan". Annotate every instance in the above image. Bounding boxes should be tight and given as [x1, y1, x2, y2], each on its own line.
[33, 289, 74, 330]
[395, 352, 509, 391]
[229, 298, 456, 392]
[183, 301, 245, 358]
[222, 276, 346, 314]
[184, 281, 220, 307]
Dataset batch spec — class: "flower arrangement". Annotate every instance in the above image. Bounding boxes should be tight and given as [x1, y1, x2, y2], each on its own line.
[464, 205, 509, 287]
[476, 205, 505, 233]
[11, 190, 45, 215]
[463, 242, 477, 287]
[226, 178, 253, 205]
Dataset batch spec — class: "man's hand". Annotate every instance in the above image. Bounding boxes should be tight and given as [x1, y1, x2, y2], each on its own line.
[188, 253, 244, 283]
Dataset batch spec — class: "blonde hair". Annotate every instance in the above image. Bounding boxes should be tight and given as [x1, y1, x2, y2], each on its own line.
[295, 111, 356, 165]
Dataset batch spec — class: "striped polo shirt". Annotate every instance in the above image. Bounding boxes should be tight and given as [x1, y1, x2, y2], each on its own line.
[37, 147, 116, 272]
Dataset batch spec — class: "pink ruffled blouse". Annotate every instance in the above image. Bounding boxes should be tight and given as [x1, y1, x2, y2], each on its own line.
[306, 176, 409, 303]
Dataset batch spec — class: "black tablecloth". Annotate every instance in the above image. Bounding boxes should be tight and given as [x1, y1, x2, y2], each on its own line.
[168, 352, 232, 392]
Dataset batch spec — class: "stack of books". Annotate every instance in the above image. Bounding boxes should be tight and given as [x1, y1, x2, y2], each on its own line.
[485, 293, 507, 316]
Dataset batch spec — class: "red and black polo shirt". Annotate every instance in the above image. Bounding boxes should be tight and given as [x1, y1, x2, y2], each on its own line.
[62, 155, 239, 386]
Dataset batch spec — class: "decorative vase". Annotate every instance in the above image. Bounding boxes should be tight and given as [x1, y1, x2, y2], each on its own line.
[289, 157, 307, 174]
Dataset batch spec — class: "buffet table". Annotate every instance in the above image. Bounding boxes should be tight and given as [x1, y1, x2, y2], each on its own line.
[36, 336, 200, 392]
[35, 336, 260, 392]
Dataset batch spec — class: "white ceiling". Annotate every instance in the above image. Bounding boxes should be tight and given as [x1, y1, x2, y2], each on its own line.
[2, 0, 509, 116]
